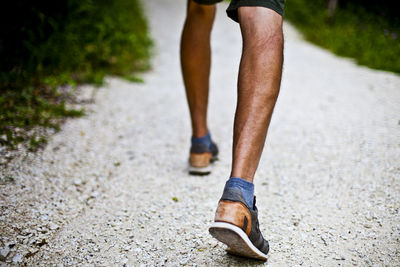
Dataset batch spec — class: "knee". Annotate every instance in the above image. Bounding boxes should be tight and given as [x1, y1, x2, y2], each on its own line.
[252, 29, 283, 53]
[238, 7, 283, 51]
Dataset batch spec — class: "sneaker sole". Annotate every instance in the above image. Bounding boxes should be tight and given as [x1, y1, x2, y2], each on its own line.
[209, 222, 268, 261]
[188, 164, 211, 175]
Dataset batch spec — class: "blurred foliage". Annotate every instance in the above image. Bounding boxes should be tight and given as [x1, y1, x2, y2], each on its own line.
[285, 0, 400, 73]
[0, 0, 152, 150]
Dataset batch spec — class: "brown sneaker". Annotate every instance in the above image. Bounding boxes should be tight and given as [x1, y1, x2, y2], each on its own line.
[209, 187, 269, 260]
[188, 142, 218, 175]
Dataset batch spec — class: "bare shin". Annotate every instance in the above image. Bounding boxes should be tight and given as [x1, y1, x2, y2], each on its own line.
[180, 1, 216, 137]
[231, 7, 284, 182]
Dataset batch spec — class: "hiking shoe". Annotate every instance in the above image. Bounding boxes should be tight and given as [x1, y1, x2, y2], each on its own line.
[188, 142, 218, 175]
[209, 187, 269, 260]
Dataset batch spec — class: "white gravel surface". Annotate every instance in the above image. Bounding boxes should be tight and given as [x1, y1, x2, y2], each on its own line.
[1, 0, 400, 265]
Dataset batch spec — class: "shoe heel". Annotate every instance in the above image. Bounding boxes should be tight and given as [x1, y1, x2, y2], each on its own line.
[214, 200, 251, 236]
[189, 152, 212, 168]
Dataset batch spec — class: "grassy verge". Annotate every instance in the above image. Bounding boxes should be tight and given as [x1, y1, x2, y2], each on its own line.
[284, 0, 400, 73]
[0, 0, 152, 151]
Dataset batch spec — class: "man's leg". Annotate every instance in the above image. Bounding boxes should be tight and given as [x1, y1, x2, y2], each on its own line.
[180, 0, 216, 138]
[181, 0, 219, 175]
[209, 6, 283, 260]
[231, 7, 283, 182]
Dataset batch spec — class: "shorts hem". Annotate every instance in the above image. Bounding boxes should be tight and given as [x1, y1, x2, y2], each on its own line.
[227, 0, 284, 23]
[192, 0, 223, 5]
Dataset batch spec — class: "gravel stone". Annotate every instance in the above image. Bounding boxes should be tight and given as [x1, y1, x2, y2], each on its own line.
[0, 247, 10, 261]
[48, 222, 60, 231]
[12, 253, 23, 264]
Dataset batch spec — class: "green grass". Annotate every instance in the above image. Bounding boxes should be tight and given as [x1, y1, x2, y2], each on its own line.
[0, 86, 84, 150]
[285, 0, 400, 73]
[0, 0, 152, 151]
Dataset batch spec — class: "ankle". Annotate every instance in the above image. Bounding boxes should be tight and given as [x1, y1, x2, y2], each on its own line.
[192, 128, 209, 138]
[191, 132, 212, 149]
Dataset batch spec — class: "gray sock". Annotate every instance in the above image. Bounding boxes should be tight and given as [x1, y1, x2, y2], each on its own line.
[224, 177, 254, 208]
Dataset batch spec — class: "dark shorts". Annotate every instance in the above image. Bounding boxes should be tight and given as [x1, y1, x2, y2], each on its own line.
[192, 0, 285, 22]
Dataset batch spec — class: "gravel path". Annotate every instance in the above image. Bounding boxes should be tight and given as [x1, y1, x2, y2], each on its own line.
[1, 0, 400, 265]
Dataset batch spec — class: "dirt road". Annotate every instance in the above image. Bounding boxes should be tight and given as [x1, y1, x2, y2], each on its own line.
[1, 0, 399, 265]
